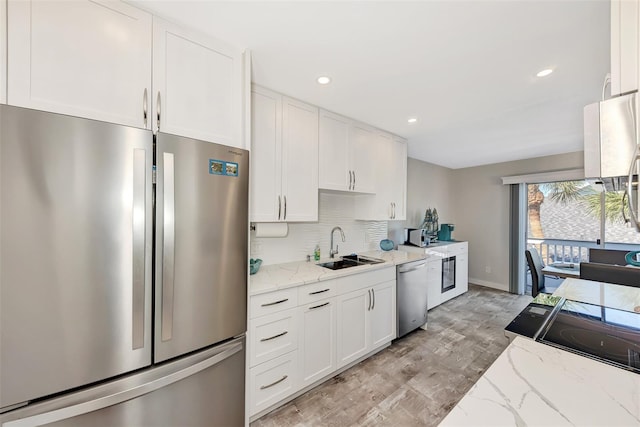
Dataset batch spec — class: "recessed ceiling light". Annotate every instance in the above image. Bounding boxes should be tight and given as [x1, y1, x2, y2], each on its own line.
[317, 76, 331, 85]
[536, 68, 553, 77]
[408, 117, 418, 124]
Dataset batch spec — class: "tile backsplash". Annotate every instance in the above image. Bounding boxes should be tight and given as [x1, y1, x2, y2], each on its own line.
[250, 192, 388, 265]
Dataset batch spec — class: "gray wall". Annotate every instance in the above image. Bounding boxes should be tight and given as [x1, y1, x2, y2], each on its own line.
[396, 151, 584, 291]
[388, 157, 454, 246]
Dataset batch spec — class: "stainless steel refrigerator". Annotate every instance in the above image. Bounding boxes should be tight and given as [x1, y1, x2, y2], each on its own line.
[0, 105, 248, 426]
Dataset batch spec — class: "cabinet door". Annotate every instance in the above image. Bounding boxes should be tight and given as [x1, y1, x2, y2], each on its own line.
[249, 350, 299, 416]
[456, 253, 469, 296]
[8, 0, 152, 127]
[611, 0, 639, 96]
[369, 281, 396, 348]
[153, 17, 243, 147]
[336, 288, 369, 368]
[426, 260, 442, 310]
[374, 131, 395, 219]
[350, 122, 376, 194]
[250, 87, 282, 222]
[298, 298, 336, 388]
[319, 110, 351, 191]
[281, 97, 319, 221]
[391, 137, 408, 220]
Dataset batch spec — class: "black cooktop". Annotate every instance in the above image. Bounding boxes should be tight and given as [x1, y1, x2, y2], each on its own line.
[537, 299, 640, 374]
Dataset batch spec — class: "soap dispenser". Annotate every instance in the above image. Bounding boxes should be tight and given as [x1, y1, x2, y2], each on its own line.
[314, 244, 321, 261]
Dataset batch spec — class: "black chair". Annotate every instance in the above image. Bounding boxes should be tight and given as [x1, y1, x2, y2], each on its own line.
[579, 262, 640, 288]
[588, 248, 629, 266]
[525, 248, 560, 297]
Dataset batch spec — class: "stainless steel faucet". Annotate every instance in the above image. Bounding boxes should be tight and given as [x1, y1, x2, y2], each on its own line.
[330, 226, 346, 258]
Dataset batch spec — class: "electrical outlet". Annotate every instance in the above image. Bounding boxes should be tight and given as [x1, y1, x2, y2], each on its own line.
[485, 266, 491, 274]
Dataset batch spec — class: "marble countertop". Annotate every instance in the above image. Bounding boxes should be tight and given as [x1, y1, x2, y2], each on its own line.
[440, 279, 640, 426]
[249, 250, 427, 296]
[439, 336, 640, 426]
[553, 277, 640, 313]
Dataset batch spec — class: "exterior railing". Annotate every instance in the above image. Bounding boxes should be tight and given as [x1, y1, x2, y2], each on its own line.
[527, 238, 640, 265]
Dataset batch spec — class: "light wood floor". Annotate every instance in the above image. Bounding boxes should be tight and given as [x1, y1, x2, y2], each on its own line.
[251, 284, 532, 427]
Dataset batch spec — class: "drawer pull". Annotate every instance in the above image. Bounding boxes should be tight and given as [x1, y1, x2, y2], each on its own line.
[260, 375, 288, 390]
[261, 298, 289, 307]
[309, 302, 330, 310]
[260, 331, 288, 342]
[309, 288, 330, 295]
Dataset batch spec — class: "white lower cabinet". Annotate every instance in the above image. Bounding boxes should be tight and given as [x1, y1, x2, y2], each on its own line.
[250, 351, 299, 415]
[249, 267, 396, 419]
[336, 289, 369, 368]
[369, 281, 396, 348]
[426, 258, 442, 310]
[298, 297, 336, 388]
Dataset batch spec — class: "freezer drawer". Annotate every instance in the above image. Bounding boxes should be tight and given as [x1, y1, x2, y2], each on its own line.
[0, 338, 245, 427]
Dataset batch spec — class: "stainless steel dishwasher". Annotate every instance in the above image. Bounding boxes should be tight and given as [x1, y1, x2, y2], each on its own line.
[397, 259, 428, 338]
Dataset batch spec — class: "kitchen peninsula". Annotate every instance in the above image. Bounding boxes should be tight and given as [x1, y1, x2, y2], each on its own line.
[440, 278, 640, 426]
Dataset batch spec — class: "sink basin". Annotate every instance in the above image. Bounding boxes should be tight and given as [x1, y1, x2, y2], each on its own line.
[342, 254, 385, 265]
[318, 255, 385, 270]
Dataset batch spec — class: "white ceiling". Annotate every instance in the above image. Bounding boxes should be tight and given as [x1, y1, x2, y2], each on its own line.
[135, 0, 610, 169]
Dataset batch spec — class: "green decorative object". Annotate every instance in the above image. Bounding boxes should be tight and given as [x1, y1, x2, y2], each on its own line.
[250, 258, 262, 275]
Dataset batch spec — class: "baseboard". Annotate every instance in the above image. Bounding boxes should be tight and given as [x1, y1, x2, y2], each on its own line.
[469, 278, 508, 292]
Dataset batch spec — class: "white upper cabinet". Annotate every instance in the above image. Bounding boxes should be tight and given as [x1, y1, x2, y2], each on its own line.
[8, 0, 152, 128]
[251, 86, 318, 222]
[153, 17, 243, 147]
[611, 0, 640, 96]
[355, 132, 407, 220]
[319, 110, 375, 193]
[319, 110, 351, 191]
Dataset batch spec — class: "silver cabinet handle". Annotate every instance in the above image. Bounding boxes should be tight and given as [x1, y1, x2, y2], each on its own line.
[393, 202, 396, 219]
[284, 195, 287, 220]
[132, 148, 147, 350]
[309, 302, 330, 310]
[260, 331, 288, 342]
[261, 298, 288, 307]
[353, 171, 356, 190]
[372, 289, 375, 310]
[367, 289, 372, 311]
[309, 288, 330, 295]
[156, 92, 162, 132]
[161, 152, 175, 341]
[260, 375, 288, 390]
[143, 88, 148, 128]
[348, 170, 352, 190]
[278, 195, 282, 220]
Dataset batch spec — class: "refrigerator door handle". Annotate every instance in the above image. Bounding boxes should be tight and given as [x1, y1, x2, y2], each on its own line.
[161, 152, 176, 342]
[1, 341, 243, 427]
[132, 149, 147, 350]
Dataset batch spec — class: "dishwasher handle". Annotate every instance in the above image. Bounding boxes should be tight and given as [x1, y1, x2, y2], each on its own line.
[398, 262, 426, 274]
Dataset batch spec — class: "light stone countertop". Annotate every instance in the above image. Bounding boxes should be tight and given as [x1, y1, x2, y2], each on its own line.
[553, 277, 640, 313]
[439, 336, 640, 427]
[249, 250, 428, 296]
[440, 279, 640, 426]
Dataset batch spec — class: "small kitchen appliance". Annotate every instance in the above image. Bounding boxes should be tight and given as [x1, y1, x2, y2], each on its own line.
[405, 228, 430, 247]
[437, 224, 455, 241]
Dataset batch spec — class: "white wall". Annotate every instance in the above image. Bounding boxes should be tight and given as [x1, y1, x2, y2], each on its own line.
[251, 192, 388, 265]
[451, 151, 584, 291]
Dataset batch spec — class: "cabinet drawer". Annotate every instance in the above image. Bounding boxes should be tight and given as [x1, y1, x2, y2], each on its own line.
[334, 266, 396, 294]
[298, 281, 336, 305]
[250, 288, 298, 319]
[249, 350, 299, 416]
[249, 308, 298, 367]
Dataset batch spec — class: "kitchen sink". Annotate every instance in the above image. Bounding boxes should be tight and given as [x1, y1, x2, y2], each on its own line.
[318, 254, 385, 270]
